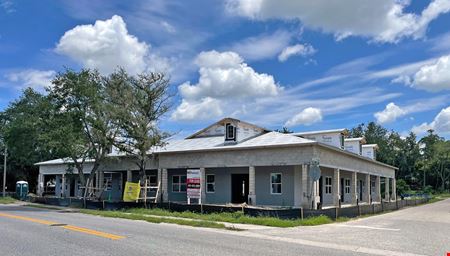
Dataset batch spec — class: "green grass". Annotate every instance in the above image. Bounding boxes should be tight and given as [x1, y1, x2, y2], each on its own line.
[82, 208, 339, 228]
[81, 209, 230, 230]
[427, 193, 450, 204]
[0, 196, 16, 204]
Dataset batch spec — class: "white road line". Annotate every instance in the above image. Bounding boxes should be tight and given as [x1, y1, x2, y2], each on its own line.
[161, 223, 427, 256]
[333, 224, 400, 231]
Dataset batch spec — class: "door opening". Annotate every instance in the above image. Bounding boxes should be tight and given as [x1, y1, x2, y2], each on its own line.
[231, 174, 249, 203]
[340, 178, 344, 202]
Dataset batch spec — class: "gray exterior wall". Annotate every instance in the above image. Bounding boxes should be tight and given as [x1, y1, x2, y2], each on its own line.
[168, 169, 188, 202]
[255, 166, 294, 207]
[204, 167, 248, 204]
[316, 145, 395, 178]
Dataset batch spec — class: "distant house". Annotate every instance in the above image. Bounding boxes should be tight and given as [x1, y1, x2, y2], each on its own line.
[35, 118, 397, 209]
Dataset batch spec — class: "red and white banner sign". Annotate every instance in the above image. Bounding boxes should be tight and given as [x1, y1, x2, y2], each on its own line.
[187, 169, 201, 199]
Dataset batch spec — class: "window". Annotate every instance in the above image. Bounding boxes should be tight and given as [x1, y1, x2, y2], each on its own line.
[325, 176, 332, 194]
[270, 173, 282, 194]
[172, 175, 187, 192]
[225, 123, 236, 141]
[103, 173, 112, 191]
[146, 175, 158, 192]
[345, 179, 351, 194]
[206, 174, 215, 193]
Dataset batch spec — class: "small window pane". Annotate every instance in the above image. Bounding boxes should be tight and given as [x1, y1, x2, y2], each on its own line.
[172, 176, 179, 183]
[271, 174, 281, 183]
[207, 184, 215, 193]
[180, 184, 187, 192]
[271, 184, 281, 194]
[172, 184, 179, 192]
[207, 175, 214, 183]
[180, 175, 187, 184]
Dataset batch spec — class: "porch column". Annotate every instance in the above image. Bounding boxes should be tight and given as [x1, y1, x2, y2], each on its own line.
[375, 175, 381, 202]
[385, 177, 390, 202]
[127, 170, 132, 182]
[37, 174, 44, 196]
[161, 168, 168, 202]
[294, 165, 302, 207]
[200, 167, 206, 204]
[333, 168, 340, 207]
[301, 164, 309, 208]
[392, 177, 397, 201]
[61, 174, 66, 198]
[364, 173, 370, 203]
[351, 171, 357, 205]
[99, 170, 104, 190]
[248, 166, 256, 205]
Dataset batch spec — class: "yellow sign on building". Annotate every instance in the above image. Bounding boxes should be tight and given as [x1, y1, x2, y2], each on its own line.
[123, 182, 141, 202]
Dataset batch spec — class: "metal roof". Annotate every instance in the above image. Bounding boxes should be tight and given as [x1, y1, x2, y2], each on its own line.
[156, 132, 315, 153]
[292, 128, 347, 136]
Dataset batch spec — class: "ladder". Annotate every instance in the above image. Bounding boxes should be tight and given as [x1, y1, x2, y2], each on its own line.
[139, 180, 161, 204]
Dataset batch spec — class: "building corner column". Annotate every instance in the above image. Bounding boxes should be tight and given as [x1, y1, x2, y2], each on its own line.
[159, 168, 168, 202]
[375, 175, 381, 202]
[248, 166, 256, 205]
[37, 173, 44, 196]
[200, 167, 206, 204]
[294, 165, 302, 207]
[126, 169, 132, 182]
[364, 174, 370, 203]
[351, 171, 357, 205]
[301, 164, 309, 209]
[61, 174, 66, 198]
[392, 177, 396, 201]
[333, 168, 340, 207]
[385, 177, 390, 202]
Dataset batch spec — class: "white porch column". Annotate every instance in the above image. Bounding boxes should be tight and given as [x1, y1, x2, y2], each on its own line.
[37, 174, 44, 196]
[99, 170, 104, 190]
[351, 171, 358, 205]
[61, 174, 66, 198]
[161, 168, 168, 202]
[385, 177, 390, 202]
[375, 175, 381, 202]
[200, 167, 206, 204]
[301, 164, 309, 208]
[294, 165, 302, 207]
[333, 168, 340, 207]
[392, 177, 397, 201]
[364, 174, 371, 203]
[127, 170, 133, 182]
[248, 166, 256, 205]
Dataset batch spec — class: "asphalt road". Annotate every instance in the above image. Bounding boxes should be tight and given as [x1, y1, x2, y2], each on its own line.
[0, 199, 448, 256]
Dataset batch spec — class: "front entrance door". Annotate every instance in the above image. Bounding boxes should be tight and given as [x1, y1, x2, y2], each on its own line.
[340, 178, 344, 202]
[231, 174, 249, 203]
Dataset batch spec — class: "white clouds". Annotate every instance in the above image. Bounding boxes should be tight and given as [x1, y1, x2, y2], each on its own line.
[0, 0, 14, 13]
[278, 43, 316, 62]
[231, 30, 293, 61]
[227, 0, 450, 43]
[171, 50, 281, 121]
[374, 102, 407, 124]
[413, 55, 450, 92]
[412, 106, 450, 135]
[390, 55, 450, 92]
[6, 69, 56, 92]
[56, 15, 169, 75]
[160, 21, 176, 34]
[171, 98, 223, 122]
[285, 107, 322, 127]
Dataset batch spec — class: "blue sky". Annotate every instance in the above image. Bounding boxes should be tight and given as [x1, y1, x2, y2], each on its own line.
[1, 0, 450, 138]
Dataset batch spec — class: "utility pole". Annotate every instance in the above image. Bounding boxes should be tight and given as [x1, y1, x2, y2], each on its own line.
[2, 145, 6, 198]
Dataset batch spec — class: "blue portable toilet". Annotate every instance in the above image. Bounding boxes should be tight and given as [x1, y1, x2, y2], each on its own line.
[16, 181, 28, 200]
